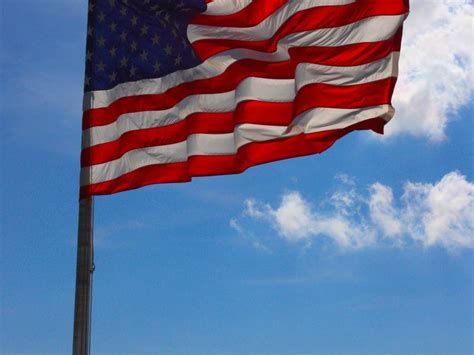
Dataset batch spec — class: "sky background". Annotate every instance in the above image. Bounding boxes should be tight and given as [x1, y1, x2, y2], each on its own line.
[1, 0, 473, 354]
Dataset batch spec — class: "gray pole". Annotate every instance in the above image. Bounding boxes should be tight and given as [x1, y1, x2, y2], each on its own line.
[72, 197, 95, 355]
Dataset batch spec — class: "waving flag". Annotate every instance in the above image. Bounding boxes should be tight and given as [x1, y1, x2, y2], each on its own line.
[80, 0, 409, 198]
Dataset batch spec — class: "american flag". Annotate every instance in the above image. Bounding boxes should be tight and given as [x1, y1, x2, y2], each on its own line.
[80, 0, 409, 198]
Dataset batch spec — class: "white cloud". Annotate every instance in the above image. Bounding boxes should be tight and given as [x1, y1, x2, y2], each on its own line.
[402, 172, 474, 249]
[242, 190, 376, 250]
[271, 192, 315, 241]
[369, 183, 402, 239]
[387, 0, 473, 141]
[233, 171, 474, 252]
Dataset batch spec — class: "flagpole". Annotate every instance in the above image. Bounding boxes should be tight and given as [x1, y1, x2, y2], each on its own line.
[72, 197, 95, 355]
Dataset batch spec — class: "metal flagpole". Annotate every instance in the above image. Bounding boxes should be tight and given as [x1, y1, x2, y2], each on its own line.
[72, 197, 95, 355]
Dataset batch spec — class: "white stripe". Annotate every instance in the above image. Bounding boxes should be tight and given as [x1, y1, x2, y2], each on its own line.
[82, 105, 393, 185]
[203, 0, 253, 16]
[85, 53, 398, 148]
[188, 0, 355, 43]
[235, 105, 394, 146]
[83, 78, 295, 148]
[84, 14, 407, 110]
[296, 52, 400, 89]
[287, 104, 394, 135]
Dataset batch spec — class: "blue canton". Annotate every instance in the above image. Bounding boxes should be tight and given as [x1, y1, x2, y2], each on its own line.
[85, 0, 207, 91]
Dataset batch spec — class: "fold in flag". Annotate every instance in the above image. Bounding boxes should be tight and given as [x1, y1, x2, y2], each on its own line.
[80, 0, 409, 198]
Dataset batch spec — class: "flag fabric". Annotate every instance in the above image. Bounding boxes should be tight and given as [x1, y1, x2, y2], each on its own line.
[80, 0, 409, 198]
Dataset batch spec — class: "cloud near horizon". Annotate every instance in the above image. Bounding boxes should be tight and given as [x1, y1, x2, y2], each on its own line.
[231, 172, 474, 252]
[388, 0, 473, 141]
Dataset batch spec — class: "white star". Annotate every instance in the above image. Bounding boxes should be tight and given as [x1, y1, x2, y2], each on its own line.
[97, 62, 106, 72]
[84, 76, 91, 86]
[130, 41, 138, 51]
[140, 50, 148, 61]
[109, 22, 117, 32]
[97, 36, 106, 47]
[97, 12, 106, 22]
[151, 34, 160, 45]
[140, 24, 149, 36]
[164, 44, 172, 56]
[119, 57, 129, 67]
[120, 6, 127, 16]
[131, 16, 138, 26]
[86, 50, 93, 61]
[119, 31, 127, 41]
[174, 54, 182, 66]
[109, 71, 117, 83]
[153, 61, 161, 73]
[109, 47, 117, 57]
[129, 65, 137, 77]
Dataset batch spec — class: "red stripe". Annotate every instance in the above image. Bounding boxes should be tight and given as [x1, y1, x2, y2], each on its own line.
[82, 101, 292, 166]
[82, 77, 396, 167]
[193, 0, 288, 27]
[80, 118, 386, 198]
[83, 35, 402, 129]
[295, 78, 398, 116]
[192, 1, 408, 60]
[290, 29, 402, 63]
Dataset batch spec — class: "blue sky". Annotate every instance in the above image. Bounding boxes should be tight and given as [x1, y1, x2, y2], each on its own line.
[1, 0, 473, 354]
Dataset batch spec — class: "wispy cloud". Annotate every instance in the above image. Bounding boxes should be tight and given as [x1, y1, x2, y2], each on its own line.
[230, 218, 272, 253]
[389, 0, 473, 140]
[232, 172, 474, 253]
